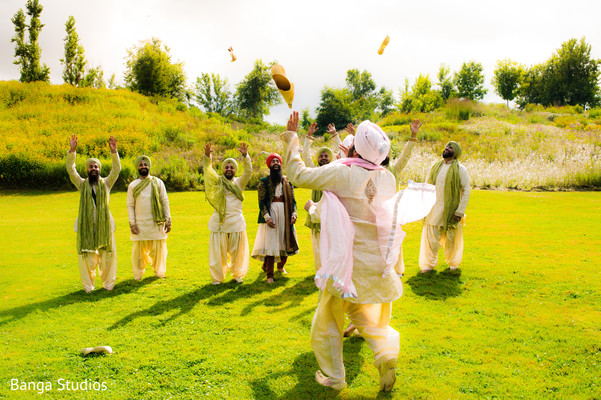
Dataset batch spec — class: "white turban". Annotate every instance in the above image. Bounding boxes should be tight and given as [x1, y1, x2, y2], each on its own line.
[354, 121, 390, 165]
[342, 134, 354, 148]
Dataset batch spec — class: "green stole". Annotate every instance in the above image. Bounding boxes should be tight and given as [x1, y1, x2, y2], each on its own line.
[204, 162, 244, 223]
[132, 176, 166, 224]
[304, 189, 323, 232]
[428, 159, 461, 233]
[77, 179, 111, 254]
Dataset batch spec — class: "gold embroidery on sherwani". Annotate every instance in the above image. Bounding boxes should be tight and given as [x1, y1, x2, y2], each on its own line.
[365, 178, 377, 204]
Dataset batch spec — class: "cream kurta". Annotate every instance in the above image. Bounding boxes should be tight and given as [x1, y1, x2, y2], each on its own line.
[206, 154, 252, 233]
[424, 161, 471, 225]
[204, 154, 252, 284]
[420, 160, 471, 271]
[389, 138, 416, 276]
[66, 151, 120, 292]
[282, 131, 403, 305]
[66, 151, 120, 233]
[127, 177, 171, 240]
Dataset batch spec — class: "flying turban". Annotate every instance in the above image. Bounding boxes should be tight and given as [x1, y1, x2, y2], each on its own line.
[354, 121, 390, 165]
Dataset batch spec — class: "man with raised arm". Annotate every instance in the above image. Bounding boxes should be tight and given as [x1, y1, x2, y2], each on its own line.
[281, 112, 435, 392]
[204, 142, 252, 284]
[419, 141, 471, 273]
[127, 156, 171, 280]
[302, 122, 340, 271]
[251, 152, 299, 283]
[66, 135, 121, 293]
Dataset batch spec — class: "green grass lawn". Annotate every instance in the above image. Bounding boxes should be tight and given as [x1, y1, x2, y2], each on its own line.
[0, 189, 600, 399]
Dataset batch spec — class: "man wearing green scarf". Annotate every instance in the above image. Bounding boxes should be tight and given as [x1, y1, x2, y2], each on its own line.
[127, 156, 172, 280]
[302, 122, 339, 271]
[203, 142, 252, 284]
[66, 135, 121, 293]
[419, 141, 471, 273]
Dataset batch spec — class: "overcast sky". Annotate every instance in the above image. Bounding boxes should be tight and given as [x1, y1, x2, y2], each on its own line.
[1, 0, 600, 123]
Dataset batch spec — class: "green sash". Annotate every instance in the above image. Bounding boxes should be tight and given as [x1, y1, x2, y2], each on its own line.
[132, 176, 166, 224]
[428, 160, 461, 233]
[204, 157, 244, 223]
[77, 179, 111, 254]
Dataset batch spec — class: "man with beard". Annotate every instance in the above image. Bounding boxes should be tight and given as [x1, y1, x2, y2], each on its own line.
[419, 141, 471, 273]
[251, 152, 298, 283]
[203, 142, 252, 284]
[66, 135, 121, 293]
[280, 112, 436, 392]
[127, 156, 172, 280]
[302, 122, 339, 271]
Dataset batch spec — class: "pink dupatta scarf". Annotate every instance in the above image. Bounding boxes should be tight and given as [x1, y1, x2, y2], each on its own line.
[315, 157, 436, 297]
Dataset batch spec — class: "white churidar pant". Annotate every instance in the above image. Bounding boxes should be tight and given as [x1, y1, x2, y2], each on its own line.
[78, 233, 117, 293]
[419, 224, 463, 270]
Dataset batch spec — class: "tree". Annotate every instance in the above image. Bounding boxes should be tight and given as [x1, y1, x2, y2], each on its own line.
[399, 74, 443, 113]
[194, 73, 233, 116]
[60, 16, 86, 85]
[11, 0, 50, 83]
[300, 108, 313, 130]
[492, 59, 524, 107]
[437, 64, 456, 101]
[346, 69, 379, 120]
[517, 38, 600, 108]
[378, 87, 395, 117]
[124, 38, 186, 101]
[454, 61, 487, 100]
[235, 59, 281, 120]
[81, 66, 105, 89]
[545, 38, 600, 107]
[315, 87, 354, 134]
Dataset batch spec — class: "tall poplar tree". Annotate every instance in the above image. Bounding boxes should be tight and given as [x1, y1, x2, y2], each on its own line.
[60, 16, 86, 85]
[11, 0, 50, 82]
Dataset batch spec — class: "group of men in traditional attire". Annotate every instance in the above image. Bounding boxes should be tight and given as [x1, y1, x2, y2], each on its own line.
[65, 114, 471, 392]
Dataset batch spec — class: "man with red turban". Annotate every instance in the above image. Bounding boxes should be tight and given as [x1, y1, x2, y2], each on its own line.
[251, 152, 299, 283]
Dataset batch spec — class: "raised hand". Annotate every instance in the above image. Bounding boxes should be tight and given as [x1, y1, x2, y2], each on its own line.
[286, 111, 299, 132]
[69, 135, 78, 153]
[109, 136, 117, 153]
[409, 119, 422, 138]
[238, 142, 249, 157]
[307, 123, 317, 138]
[345, 123, 355, 136]
[326, 123, 337, 136]
[203, 142, 213, 158]
[339, 144, 349, 158]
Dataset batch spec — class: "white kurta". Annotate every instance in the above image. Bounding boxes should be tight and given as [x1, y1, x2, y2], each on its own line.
[420, 160, 471, 270]
[127, 176, 171, 279]
[205, 154, 252, 283]
[127, 177, 171, 240]
[66, 151, 120, 292]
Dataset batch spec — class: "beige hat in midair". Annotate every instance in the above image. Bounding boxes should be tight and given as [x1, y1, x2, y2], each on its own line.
[271, 64, 294, 108]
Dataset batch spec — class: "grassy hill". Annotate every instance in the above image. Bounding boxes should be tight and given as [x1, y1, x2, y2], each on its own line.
[1, 81, 600, 190]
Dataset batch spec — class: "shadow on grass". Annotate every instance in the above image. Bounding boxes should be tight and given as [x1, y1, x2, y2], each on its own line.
[239, 275, 317, 316]
[405, 268, 463, 300]
[250, 337, 366, 400]
[0, 278, 158, 326]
